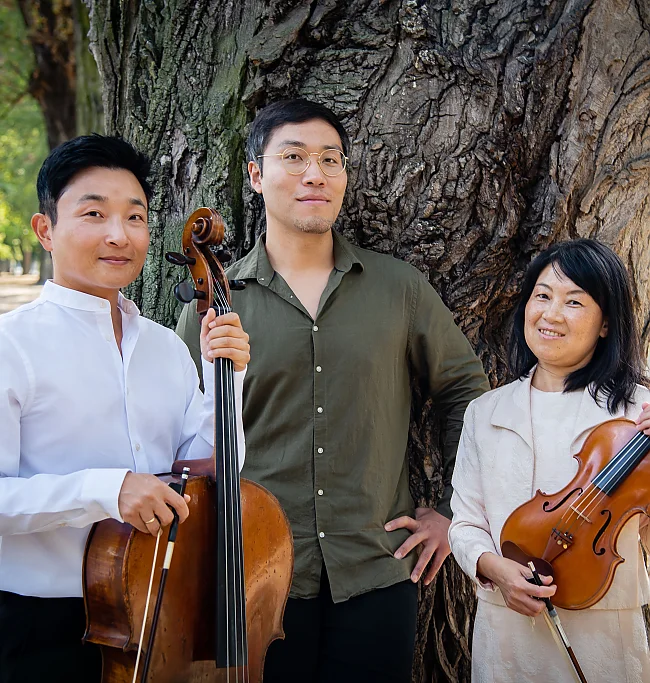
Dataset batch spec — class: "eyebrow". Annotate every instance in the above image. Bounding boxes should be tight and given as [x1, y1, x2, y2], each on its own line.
[536, 282, 586, 296]
[77, 194, 147, 210]
[275, 139, 344, 153]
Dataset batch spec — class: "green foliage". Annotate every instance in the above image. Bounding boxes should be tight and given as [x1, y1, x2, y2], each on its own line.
[0, 0, 48, 261]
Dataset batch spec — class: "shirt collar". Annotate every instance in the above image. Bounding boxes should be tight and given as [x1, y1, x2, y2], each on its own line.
[234, 230, 364, 287]
[40, 280, 140, 316]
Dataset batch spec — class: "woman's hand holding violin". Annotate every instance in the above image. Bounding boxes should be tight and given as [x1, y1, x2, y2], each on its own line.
[476, 552, 556, 617]
[635, 402, 650, 436]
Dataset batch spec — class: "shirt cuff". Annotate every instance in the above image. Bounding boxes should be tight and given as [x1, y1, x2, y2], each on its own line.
[435, 485, 453, 520]
[80, 468, 131, 523]
[475, 551, 497, 591]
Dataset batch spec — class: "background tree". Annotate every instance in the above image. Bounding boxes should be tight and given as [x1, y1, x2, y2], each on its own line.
[87, 0, 650, 680]
[0, 0, 102, 279]
[0, 0, 48, 273]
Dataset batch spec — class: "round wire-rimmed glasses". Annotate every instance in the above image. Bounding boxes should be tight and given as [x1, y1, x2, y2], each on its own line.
[256, 147, 348, 177]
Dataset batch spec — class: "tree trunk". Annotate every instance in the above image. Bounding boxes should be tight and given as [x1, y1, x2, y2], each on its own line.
[16, 0, 77, 149]
[87, 0, 650, 680]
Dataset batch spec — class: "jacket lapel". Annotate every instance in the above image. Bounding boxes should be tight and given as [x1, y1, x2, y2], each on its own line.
[490, 375, 536, 503]
[491, 374, 534, 450]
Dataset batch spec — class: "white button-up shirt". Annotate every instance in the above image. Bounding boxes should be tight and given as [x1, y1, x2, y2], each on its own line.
[0, 281, 245, 598]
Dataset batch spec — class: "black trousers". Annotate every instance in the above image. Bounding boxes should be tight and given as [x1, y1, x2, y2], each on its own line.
[0, 590, 102, 683]
[263, 569, 419, 683]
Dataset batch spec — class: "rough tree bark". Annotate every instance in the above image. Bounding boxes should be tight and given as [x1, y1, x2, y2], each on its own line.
[87, 0, 650, 680]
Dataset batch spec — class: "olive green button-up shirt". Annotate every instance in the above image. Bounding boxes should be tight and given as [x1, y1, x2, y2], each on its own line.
[176, 231, 488, 602]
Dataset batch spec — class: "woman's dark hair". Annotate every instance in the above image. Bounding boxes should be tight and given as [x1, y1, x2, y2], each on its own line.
[246, 99, 350, 174]
[37, 134, 152, 224]
[510, 239, 648, 413]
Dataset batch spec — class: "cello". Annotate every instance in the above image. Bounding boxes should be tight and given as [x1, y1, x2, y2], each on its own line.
[83, 207, 294, 682]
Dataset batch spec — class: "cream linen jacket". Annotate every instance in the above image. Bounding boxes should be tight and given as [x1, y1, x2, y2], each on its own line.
[449, 374, 650, 610]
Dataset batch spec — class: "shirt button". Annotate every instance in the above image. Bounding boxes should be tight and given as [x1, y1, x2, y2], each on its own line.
[317, 447, 324, 454]
[313, 325, 319, 331]
[317, 489, 324, 496]
[319, 531, 325, 538]
[100, 301, 107, 309]
[135, 443, 141, 452]
[317, 407, 323, 414]
[316, 366, 322, 372]
[105, 335, 112, 342]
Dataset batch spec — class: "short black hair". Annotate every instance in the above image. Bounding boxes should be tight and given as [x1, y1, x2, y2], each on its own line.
[37, 134, 153, 223]
[510, 238, 648, 413]
[246, 99, 350, 174]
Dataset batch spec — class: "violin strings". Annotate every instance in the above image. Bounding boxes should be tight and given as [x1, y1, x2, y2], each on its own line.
[553, 431, 650, 543]
[564, 432, 647, 527]
[573, 432, 649, 526]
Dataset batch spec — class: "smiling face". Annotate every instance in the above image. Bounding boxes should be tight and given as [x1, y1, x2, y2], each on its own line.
[524, 263, 608, 379]
[248, 119, 348, 236]
[31, 166, 149, 303]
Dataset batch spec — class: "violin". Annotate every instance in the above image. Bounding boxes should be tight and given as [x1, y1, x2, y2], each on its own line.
[501, 417, 650, 609]
[83, 207, 294, 682]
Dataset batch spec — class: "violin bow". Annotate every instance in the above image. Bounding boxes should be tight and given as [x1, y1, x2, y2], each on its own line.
[527, 562, 588, 683]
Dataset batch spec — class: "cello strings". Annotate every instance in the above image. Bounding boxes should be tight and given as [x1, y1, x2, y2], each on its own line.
[214, 279, 248, 681]
[213, 282, 232, 679]
[227, 352, 248, 682]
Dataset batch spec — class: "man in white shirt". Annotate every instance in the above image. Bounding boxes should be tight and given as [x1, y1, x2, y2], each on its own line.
[0, 134, 249, 683]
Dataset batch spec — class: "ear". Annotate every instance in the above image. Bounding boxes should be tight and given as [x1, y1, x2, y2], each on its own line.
[600, 318, 609, 338]
[31, 213, 53, 252]
[248, 161, 263, 195]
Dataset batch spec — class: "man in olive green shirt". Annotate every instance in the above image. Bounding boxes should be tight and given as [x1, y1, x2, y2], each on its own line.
[177, 99, 488, 682]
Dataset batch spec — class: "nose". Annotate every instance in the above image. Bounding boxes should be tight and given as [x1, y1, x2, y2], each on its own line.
[105, 216, 129, 247]
[542, 298, 564, 323]
[302, 155, 327, 186]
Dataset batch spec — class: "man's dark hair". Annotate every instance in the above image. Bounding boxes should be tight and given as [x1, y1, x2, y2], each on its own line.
[246, 99, 350, 173]
[510, 238, 648, 413]
[37, 134, 153, 224]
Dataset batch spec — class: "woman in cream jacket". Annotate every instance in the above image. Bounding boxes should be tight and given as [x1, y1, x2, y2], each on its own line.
[449, 239, 650, 682]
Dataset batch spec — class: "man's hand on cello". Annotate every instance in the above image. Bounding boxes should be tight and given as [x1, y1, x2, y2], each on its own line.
[118, 472, 191, 536]
[200, 309, 250, 371]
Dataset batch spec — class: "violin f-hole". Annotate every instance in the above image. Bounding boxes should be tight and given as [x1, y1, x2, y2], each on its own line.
[543, 488, 583, 514]
[592, 509, 612, 556]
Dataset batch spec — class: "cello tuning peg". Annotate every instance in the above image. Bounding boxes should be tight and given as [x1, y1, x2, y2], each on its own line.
[228, 279, 246, 291]
[165, 251, 196, 266]
[215, 248, 232, 264]
[174, 282, 207, 304]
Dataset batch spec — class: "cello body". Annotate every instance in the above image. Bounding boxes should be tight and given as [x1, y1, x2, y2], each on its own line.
[501, 419, 650, 610]
[84, 465, 293, 682]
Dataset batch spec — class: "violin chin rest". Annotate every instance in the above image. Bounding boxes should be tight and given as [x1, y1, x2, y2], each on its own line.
[501, 541, 554, 578]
